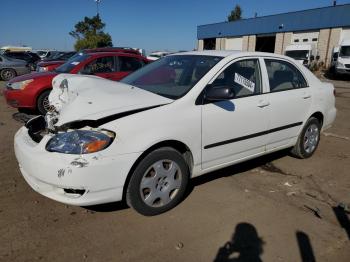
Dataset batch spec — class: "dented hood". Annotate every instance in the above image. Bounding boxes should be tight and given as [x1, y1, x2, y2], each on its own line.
[49, 74, 173, 125]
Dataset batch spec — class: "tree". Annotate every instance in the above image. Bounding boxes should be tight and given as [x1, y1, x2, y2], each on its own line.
[227, 4, 242, 22]
[69, 15, 113, 50]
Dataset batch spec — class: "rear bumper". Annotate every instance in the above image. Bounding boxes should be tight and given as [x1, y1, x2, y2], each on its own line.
[15, 67, 31, 76]
[14, 126, 141, 206]
[323, 107, 337, 131]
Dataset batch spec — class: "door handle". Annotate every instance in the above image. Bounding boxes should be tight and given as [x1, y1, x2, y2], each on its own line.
[257, 100, 270, 108]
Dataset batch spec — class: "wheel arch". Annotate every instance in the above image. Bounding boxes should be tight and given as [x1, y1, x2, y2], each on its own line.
[309, 111, 324, 127]
[35, 87, 52, 108]
[122, 139, 194, 201]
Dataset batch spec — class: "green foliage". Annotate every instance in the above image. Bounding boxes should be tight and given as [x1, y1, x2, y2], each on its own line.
[227, 5, 242, 22]
[69, 15, 113, 51]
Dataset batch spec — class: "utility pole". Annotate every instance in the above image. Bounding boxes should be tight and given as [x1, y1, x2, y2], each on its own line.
[95, 0, 101, 16]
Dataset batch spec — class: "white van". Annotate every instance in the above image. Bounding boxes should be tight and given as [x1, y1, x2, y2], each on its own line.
[333, 39, 350, 76]
[285, 44, 317, 67]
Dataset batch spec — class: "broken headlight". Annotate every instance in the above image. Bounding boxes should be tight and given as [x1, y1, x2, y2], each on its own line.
[46, 130, 114, 154]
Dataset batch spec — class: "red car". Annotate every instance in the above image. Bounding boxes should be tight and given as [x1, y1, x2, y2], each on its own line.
[3, 51, 149, 114]
[36, 48, 141, 72]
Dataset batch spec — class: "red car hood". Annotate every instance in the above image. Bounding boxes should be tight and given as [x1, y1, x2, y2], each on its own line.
[37, 61, 65, 67]
[9, 71, 58, 83]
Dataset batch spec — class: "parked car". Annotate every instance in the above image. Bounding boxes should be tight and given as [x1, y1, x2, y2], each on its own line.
[3, 51, 149, 114]
[0, 54, 31, 81]
[13, 51, 336, 216]
[147, 51, 171, 61]
[37, 48, 141, 72]
[3, 51, 41, 71]
[331, 39, 350, 76]
[33, 50, 52, 59]
[36, 52, 77, 72]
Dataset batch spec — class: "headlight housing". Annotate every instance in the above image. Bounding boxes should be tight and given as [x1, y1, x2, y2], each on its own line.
[10, 79, 33, 90]
[46, 130, 115, 154]
[37, 66, 48, 72]
[336, 61, 344, 68]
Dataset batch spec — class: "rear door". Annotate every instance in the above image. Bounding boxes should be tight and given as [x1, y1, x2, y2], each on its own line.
[80, 56, 118, 80]
[262, 58, 312, 150]
[117, 55, 144, 80]
[201, 58, 269, 170]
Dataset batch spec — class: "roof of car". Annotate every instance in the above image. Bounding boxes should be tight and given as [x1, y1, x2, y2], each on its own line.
[170, 50, 290, 59]
[86, 51, 147, 58]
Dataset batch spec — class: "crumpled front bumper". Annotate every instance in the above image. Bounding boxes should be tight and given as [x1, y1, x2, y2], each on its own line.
[14, 126, 141, 206]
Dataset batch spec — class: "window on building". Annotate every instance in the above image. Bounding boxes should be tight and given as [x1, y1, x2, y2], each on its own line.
[203, 38, 216, 50]
[303, 39, 308, 42]
[312, 38, 318, 42]
[294, 39, 300, 43]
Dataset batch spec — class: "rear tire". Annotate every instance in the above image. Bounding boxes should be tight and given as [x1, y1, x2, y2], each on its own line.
[37, 90, 51, 115]
[291, 117, 321, 159]
[126, 147, 189, 216]
[0, 69, 16, 81]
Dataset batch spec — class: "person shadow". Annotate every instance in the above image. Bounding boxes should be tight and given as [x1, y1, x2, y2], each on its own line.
[214, 223, 264, 262]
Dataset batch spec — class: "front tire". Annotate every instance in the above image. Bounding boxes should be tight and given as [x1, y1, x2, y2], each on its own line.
[291, 117, 321, 159]
[37, 90, 51, 115]
[0, 69, 16, 81]
[126, 147, 189, 216]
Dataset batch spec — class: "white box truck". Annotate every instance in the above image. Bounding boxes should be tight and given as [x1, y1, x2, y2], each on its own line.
[285, 44, 317, 67]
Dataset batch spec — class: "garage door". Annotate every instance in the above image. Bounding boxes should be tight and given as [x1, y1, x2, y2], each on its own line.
[225, 37, 243, 50]
[340, 28, 350, 43]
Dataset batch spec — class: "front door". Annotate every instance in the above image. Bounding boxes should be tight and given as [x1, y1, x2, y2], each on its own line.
[201, 58, 269, 170]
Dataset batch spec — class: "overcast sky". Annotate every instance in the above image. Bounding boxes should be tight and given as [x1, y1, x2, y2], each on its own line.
[1, 0, 349, 53]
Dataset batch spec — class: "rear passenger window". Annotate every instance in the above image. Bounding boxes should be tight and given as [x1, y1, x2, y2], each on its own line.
[211, 59, 261, 98]
[119, 57, 143, 72]
[265, 59, 307, 92]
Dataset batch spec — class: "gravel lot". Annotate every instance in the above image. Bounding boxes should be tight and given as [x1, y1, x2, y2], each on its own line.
[0, 77, 349, 262]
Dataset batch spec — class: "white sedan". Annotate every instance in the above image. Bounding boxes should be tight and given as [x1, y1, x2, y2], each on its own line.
[14, 51, 336, 215]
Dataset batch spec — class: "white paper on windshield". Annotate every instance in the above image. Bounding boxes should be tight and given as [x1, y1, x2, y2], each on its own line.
[234, 73, 255, 92]
[71, 62, 80, 65]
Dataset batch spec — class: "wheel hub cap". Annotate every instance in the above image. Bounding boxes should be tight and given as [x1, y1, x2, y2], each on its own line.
[303, 124, 319, 154]
[140, 160, 182, 207]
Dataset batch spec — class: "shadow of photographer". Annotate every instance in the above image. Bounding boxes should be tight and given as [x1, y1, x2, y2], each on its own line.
[214, 222, 264, 262]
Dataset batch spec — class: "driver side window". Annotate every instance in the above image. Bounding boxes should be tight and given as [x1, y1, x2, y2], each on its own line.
[211, 59, 262, 98]
[82, 56, 115, 74]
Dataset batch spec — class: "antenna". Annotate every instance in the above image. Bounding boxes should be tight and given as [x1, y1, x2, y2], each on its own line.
[95, 0, 101, 15]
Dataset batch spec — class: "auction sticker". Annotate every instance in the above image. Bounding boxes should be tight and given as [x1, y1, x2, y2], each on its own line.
[234, 73, 255, 92]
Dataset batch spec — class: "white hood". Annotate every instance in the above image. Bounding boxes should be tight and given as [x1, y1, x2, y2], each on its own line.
[49, 74, 173, 125]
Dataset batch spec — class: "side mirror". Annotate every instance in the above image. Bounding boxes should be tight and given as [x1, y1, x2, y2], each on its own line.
[205, 86, 235, 102]
[310, 55, 315, 61]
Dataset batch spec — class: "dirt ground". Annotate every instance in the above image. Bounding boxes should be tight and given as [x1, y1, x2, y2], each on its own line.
[0, 76, 349, 262]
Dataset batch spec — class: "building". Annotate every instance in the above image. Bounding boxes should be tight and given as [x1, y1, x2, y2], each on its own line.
[197, 4, 350, 66]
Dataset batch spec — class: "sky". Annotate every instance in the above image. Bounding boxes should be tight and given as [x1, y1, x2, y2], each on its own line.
[1, 0, 350, 53]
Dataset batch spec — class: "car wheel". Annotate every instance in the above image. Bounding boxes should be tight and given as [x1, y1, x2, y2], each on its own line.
[37, 90, 51, 115]
[291, 117, 321, 159]
[0, 69, 16, 81]
[126, 147, 189, 216]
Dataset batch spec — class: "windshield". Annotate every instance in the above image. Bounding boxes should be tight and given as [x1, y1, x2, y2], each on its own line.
[55, 53, 90, 73]
[121, 55, 222, 99]
[339, 46, 350, 57]
[285, 50, 309, 60]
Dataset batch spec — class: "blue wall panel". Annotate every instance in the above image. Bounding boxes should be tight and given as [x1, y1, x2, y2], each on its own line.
[198, 4, 350, 39]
